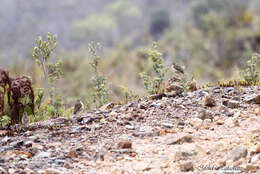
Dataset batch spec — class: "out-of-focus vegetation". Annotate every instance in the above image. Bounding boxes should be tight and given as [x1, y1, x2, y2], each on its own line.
[140, 42, 166, 95]
[88, 42, 110, 108]
[0, 0, 260, 115]
[242, 53, 260, 83]
[33, 32, 64, 118]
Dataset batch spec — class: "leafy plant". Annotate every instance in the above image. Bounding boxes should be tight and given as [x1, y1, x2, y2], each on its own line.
[242, 53, 260, 82]
[35, 88, 44, 110]
[33, 32, 64, 117]
[88, 42, 110, 108]
[140, 42, 165, 95]
[0, 68, 36, 125]
[0, 115, 11, 129]
[120, 86, 138, 104]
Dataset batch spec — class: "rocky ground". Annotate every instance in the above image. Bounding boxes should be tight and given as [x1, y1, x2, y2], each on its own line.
[0, 86, 260, 174]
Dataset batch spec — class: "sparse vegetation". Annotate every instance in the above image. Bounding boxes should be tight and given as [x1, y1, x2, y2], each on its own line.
[140, 42, 165, 95]
[0, 68, 35, 125]
[88, 42, 110, 108]
[120, 86, 138, 104]
[242, 53, 260, 83]
[1, 1, 260, 129]
[1, 2, 260, 173]
[33, 32, 64, 118]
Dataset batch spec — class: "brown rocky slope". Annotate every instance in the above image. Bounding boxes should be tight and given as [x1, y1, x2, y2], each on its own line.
[0, 86, 260, 174]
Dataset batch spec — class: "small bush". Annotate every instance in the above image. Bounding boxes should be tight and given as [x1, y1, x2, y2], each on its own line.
[120, 86, 138, 104]
[242, 53, 260, 82]
[140, 42, 165, 95]
[33, 32, 64, 117]
[88, 42, 110, 108]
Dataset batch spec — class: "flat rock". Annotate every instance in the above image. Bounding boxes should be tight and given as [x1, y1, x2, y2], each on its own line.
[166, 135, 193, 145]
[244, 94, 260, 104]
[227, 100, 240, 108]
[227, 145, 248, 162]
[161, 122, 174, 128]
[45, 168, 62, 174]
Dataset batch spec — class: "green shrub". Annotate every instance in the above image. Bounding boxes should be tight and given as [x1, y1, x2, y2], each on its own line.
[88, 42, 110, 108]
[242, 53, 260, 82]
[140, 42, 165, 95]
[120, 86, 138, 104]
[33, 32, 64, 117]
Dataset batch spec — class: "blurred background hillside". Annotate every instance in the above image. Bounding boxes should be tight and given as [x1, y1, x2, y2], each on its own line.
[1, 0, 260, 105]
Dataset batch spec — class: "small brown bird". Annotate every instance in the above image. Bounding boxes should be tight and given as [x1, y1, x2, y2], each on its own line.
[73, 99, 84, 114]
[172, 63, 185, 74]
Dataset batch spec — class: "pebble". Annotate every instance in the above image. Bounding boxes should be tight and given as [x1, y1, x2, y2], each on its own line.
[204, 95, 216, 107]
[227, 145, 248, 162]
[37, 170, 45, 174]
[179, 161, 194, 172]
[139, 126, 153, 132]
[189, 118, 202, 128]
[0, 156, 7, 163]
[1, 136, 11, 144]
[125, 125, 135, 130]
[24, 141, 33, 148]
[161, 122, 174, 128]
[36, 151, 51, 158]
[251, 155, 259, 164]
[10, 140, 24, 148]
[45, 168, 62, 174]
[86, 172, 96, 174]
[166, 135, 193, 145]
[0, 168, 6, 174]
[256, 145, 260, 154]
[174, 150, 197, 161]
[138, 103, 146, 109]
[8, 168, 16, 174]
[24, 168, 34, 174]
[133, 161, 151, 171]
[117, 141, 132, 149]
[244, 94, 260, 104]
[255, 94, 260, 104]
[111, 169, 124, 174]
[227, 100, 240, 108]
[245, 164, 259, 172]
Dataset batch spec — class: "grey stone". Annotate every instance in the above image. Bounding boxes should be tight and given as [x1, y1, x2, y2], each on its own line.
[251, 155, 259, 164]
[36, 151, 51, 158]
[1, 136, 11, 144]
[140, 126, 153, 132]
[125, 125, 135, 130]
[86, 172, 96, 174]
[228, 145, 248, 162]
[10, 140, 24, 148]
[227, 100, 239, 109]
[8, 168, 16, 174]
[244, 94, 260, 104]
[24, 141, 33, 148]
[166, 135, 193, 145]
[161, 122, 174, 128]
[0, 167, 7, 174]
[24, 168, 34, 174]
[0, 156, 8, 163]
